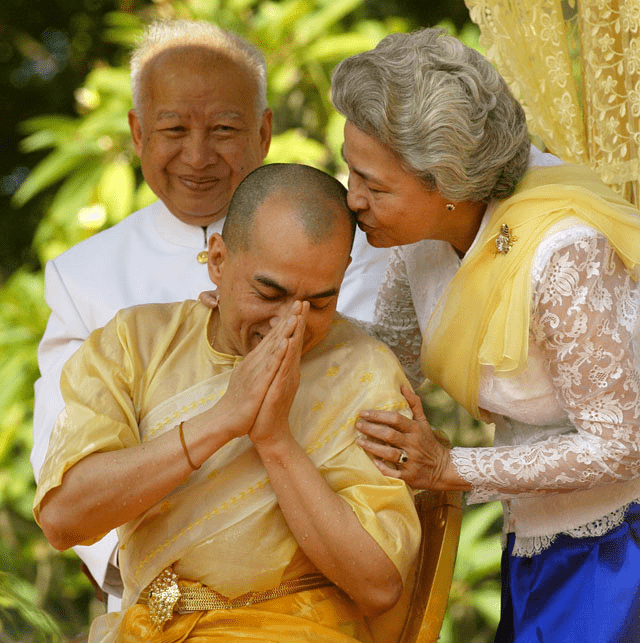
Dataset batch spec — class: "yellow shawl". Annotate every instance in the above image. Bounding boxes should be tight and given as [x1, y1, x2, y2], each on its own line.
[421, 164, 640, 421]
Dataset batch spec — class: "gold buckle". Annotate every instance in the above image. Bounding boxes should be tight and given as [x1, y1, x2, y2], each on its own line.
[147, 567, 180, 630]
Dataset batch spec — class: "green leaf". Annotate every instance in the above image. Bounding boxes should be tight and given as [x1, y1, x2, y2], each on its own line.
[227, 0, 256, 12]
[98, 159, 136, 224]
[12, 148, 94, 207]
[0, 355, 34, 425]
[76, 99, 132, 139]
[47, 159, 105, 228]
[458, 502, 502, 551]
[326, 111, 347, 162]
[464, 538, 503, 583]
[301, 32, 382, 62]
[470, 586, 502, 627]
[20, 130, 64, 154]
[18, 115, 77, 137]
[0, 270, 47, 336]
[293, 0, 363, 45]
[85, 66, 132, 97]
[103, 11, 143, 28]
[265, 129, 328, 165]
[0, 572, 63, 642]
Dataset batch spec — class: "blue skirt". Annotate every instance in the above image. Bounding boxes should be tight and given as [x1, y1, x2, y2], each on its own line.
[495, 503, 640, 643]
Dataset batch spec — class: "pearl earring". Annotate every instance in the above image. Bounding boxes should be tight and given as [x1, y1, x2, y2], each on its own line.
[446, 203, 456, 211]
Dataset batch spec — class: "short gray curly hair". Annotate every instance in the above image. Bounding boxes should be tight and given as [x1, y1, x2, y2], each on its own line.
[331, 28, 530, 202]
[130, 20, 268, 119]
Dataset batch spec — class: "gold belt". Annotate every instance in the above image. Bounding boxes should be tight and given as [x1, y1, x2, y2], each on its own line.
[138, 567, 334, 630]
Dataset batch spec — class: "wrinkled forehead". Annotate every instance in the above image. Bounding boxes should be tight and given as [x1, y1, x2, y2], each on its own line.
[141, 44, 250, 89]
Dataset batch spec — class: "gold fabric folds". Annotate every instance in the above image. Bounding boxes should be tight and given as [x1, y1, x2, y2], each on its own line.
[422, 164, 640, 421]
[34, 301, 421, 643]
[116, 584, 375, 643]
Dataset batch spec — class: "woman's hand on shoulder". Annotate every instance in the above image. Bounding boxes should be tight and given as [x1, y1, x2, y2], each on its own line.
[355, 385, 470, 491]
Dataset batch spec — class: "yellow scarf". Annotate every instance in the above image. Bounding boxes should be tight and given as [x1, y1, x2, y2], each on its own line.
[421, 164, 640, 421]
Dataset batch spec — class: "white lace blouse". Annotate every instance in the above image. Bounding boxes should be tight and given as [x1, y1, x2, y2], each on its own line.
[369, 150, 640, 555]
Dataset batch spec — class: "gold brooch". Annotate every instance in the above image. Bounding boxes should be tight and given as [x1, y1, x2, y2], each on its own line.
[494, 223, 516, 255]
[147, 567, 180, 630]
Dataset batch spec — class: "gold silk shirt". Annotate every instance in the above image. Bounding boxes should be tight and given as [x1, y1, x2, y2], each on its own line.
[34, 301, 420, 642]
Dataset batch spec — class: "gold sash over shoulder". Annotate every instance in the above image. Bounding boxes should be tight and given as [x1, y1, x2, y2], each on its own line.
[422, 164, 640, 421]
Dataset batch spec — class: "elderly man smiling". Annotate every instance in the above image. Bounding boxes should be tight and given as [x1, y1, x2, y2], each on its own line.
[31, 20, 390, 609]
[34, 164, 419, 643]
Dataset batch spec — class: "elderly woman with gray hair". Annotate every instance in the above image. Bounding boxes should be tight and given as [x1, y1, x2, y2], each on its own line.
[332, 27, 640, 642]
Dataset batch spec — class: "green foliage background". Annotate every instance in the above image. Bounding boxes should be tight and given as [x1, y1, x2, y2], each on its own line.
[1, 1, 503, 640]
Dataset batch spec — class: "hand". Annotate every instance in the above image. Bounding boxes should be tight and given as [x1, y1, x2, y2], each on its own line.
[215, 303, 301, 438]
[355, 385, 467, 490]
[250, 301, 309, 448]
[199, 290, 219, 309]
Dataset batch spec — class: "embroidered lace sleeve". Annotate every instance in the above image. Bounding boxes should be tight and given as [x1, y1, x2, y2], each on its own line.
[451, 233, 640, 502]
[362, 247, 425, 389]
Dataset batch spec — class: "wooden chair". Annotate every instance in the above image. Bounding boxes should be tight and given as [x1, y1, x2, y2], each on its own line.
[397, 489, 463, 643]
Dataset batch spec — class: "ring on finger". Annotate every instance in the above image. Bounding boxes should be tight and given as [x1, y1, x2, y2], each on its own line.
[398, 449, 409, 465]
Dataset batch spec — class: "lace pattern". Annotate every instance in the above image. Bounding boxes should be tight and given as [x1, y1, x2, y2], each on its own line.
[368, 221, 640, 554]
[506, 501, 633, 557]
[368, 247, 425, 389]
[451, 232, 640, 502]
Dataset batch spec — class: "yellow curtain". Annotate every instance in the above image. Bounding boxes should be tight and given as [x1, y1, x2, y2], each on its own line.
[464, 0, 640, 205]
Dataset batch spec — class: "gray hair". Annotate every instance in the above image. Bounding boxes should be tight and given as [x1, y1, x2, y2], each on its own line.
[223, 164, 356, 253]
[130, 19, 268, 119]
[331, 28, 530, 202]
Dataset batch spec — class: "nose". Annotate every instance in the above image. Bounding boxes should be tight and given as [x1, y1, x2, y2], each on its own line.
[268, 303, 289, 329]
[346, 174, 367, 212]
[182, 132, 218, 169]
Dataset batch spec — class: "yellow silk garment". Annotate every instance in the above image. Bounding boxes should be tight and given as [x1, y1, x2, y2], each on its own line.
[112, 583, 377, 643]
[422, 164, 640, 421]
[34, 301, 421, 643]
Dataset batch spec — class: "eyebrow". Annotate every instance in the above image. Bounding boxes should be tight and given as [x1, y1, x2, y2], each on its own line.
[255, 275, 338, 300]
[156, 111, 181, 121]
[156, 110, 246, 122]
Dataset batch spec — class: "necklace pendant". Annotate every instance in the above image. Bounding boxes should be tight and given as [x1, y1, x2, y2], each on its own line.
[495, 223, 515, 255]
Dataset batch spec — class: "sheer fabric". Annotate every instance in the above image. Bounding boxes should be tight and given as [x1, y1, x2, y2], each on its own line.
[465, 0, 640, 205]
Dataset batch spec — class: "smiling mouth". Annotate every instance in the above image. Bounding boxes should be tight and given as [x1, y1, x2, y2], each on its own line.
[179, 176, 221, 191]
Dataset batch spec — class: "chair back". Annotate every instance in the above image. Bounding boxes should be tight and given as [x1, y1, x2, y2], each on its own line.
[397, 489, 463, 643]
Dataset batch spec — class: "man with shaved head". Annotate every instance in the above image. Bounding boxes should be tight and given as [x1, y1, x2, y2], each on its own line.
[34, 164, 419, 643]
[31, 20, 390, 609]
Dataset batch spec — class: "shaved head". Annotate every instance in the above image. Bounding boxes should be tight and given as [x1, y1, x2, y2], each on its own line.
[222, 164, 356, 253]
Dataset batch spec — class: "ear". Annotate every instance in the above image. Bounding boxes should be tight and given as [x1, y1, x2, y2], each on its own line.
[128, 109, 144, 158]
[208, 233, 227, 286]
[259, 109, 273, 159]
